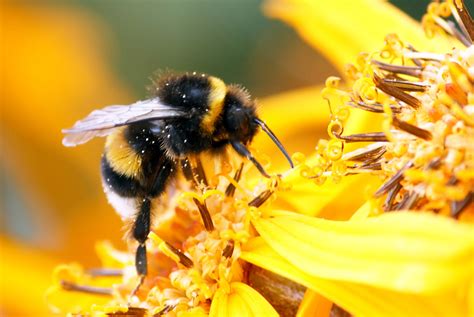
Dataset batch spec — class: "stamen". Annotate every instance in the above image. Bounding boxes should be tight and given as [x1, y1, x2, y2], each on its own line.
[432, 14, 471, 45]
[108, 307, 147, 316]
[222, 240, 235, 258]
[248, 190, 274, 207]
[130, 275, 145, 298]
[342, 144, 387, 162]
[396, 192, 420, 210]
[372, 60, 422, 77]
[406, 45, 423, 67]
[154, 305, 175, 316]
[193, 157, 208, 187]
[374, 161, 414, 198]
[359, 162, 382, 170]
[60, 280, 112, 296]
[384, 183, 403, 211]
[87, 268, 123, 277]
[225, 163, 244, 197]
[192, 198, 215, 231]
[373, 74, 421, 109]
[149, 232, 194, 268]
[453, 0, 474, 42]
[335, 132, 388, 143]
[448, 20, 471, 46]
[165, 242, 194, 268]
[403, 52, 445, 61]
[379, 78, 429, 92]
[450, 192, 473, 218]
[392, 116, 433, 140]
[347, 101, 402, 113]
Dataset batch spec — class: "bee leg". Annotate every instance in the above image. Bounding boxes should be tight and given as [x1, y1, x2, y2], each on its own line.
[230, 141, 270, 178]
[180, 158, 194, 182]
[130, 196, 151, 295]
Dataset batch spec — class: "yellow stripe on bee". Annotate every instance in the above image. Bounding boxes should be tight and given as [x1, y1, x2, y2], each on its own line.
[201, 76, 227, 134]
[105, 127, 142, 178]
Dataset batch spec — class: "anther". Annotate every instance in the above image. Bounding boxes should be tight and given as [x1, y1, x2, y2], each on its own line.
[60, 280, 112, 296]
[453, 0, 474, 43]
[165, 242, 193, 268]
[108, 307, 147, 316]
[86, 268, 123, 277]
[383, 182, 403, 211]
[372, 60, 422, 77]
[347, 101, 402, 113]
[335, 131, 389, 143]
[193, 157, 208, 187]
[392, 116, 432, 140]
[225, 163, 244, 197]
[379, 78, 429, 92]
[342, 144, 387, 162]
[395, 192, 420, 210]
[374, 161, 414, 198]
[192, 198, 215, 231]
[248, 190, 274, 207]
[154, 305, 175, 316]
[450, 192, 473, 218]
[374, 74, 421, 109]
[222, 240, 235, 258]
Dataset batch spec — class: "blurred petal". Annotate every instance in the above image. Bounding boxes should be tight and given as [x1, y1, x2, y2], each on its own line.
[263, 0, 461, 75]
[0, 238, 56, 316]
[2, 2, 127, 261]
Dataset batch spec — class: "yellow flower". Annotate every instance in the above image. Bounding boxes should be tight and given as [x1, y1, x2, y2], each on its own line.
[45, 0, 474, 316]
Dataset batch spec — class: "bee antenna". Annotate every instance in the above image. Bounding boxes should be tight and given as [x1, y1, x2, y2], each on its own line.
[254, 118, 294, 168]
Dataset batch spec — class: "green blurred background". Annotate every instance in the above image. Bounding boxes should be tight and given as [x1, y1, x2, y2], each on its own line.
[60, 0, 434, 97]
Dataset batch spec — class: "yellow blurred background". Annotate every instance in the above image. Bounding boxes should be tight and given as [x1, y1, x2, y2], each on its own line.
[0, 1, 432, 315]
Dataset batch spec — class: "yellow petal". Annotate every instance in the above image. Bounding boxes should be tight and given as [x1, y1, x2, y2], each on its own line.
[263, 0, 460, 75]
[209, 286, 230, 317]
[296, 289, 332, 317]
[278, 165, 378, 218]
[252, 210, 474, 294]
[242, 237, 470, 317]
[231, 282, 279, 317]
[209, 282, 279, 317]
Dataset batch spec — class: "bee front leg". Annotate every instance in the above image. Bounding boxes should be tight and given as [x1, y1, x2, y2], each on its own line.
[230, 141, 270, 178]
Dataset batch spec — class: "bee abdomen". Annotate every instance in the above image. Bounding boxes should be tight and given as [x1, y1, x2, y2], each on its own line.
[101, 155, 143, 197]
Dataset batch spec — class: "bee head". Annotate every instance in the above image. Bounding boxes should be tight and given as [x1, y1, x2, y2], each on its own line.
[222, 86, 258, 144]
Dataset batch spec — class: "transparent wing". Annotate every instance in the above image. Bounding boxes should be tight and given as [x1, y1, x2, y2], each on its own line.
[62, 98, 185, 147]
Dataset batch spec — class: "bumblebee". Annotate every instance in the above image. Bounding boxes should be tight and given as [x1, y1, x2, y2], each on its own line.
[62, 72, 293, 283]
